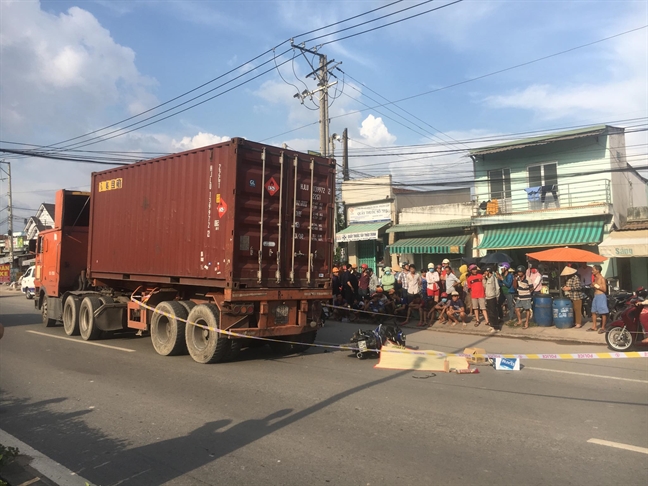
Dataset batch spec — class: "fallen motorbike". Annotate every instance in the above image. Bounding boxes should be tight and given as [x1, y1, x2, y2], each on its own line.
[348, 323, 406, 359]
[605, 297, 648, 352]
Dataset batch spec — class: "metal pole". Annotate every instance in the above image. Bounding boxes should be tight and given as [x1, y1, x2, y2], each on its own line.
[319, 55, 328, 157]
[342, 128, 349, 181]
[0, 161, 14, 275]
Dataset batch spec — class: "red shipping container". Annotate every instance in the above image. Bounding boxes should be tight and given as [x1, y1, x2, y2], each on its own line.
[88, 138, 335, 294]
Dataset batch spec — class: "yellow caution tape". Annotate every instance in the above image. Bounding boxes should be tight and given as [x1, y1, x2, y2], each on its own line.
[131, 298, 648, 360]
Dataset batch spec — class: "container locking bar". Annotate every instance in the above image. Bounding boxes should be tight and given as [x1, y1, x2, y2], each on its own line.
[290, 155, 298, 284]
[276, 151, 284, 283]
[307, 157, 314, 285]
[258, 147, 266, 283]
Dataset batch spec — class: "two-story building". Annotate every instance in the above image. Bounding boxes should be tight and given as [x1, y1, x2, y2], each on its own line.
[470, 125, 648, 276]
[337, 176, 474, 272]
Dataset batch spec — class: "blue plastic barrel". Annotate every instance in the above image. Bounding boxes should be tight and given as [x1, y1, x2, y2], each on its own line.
[552, 298, 574, 329]
[532, 295, 553, 327]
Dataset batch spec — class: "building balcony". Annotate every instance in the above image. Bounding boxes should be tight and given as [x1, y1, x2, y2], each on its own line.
[473, 179, 612, 224]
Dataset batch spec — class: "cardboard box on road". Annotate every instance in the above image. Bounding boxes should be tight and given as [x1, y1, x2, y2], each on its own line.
[464, 347, 487, 364]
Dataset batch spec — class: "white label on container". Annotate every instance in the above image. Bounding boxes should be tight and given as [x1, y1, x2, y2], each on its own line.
[263, 241, 276, 247]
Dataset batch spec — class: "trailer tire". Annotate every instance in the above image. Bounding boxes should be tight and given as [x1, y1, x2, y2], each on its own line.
[41, 297, 57, 328]
[63, 296, 81, 336]
[151, 301, 189, 356]
[185, 304, 229, 364]
[79, 296, 102, 341]
[178, 300, 196, 315]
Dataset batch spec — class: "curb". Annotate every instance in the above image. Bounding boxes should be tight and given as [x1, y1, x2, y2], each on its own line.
[0, 429, 90, 486]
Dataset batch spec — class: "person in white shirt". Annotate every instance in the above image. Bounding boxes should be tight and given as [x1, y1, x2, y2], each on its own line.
[577, 263, 593, 287]
[425, 263, 440, 303]
[405, 264, 422, 303]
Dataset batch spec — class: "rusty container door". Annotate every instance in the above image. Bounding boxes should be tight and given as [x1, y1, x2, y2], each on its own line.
[232, 141, 335, 289]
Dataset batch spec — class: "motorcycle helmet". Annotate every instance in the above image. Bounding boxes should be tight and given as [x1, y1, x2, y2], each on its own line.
[499, 262, 510, 270]
[484, 266, 493, 273]
[468, 264, 478, 271]
[516, 265, 526, 273]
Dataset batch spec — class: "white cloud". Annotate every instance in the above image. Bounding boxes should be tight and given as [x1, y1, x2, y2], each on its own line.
[359, 115, 396, 146]
[0, 0, 158, 137]
[171, 132, 230, 151]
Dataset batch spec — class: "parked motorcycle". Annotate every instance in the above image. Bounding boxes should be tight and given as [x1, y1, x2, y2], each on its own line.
[605, 297, 648, 352]
[607, 288, 638, 321]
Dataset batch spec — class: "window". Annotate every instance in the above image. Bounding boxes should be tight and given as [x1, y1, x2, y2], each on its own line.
[527, 162, 557, 187]
[488, 168, 511, 200]
[527, 162, 559, 208]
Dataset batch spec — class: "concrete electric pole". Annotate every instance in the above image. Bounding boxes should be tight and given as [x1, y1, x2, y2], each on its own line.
[290, 44, 341, 157]
[0, 160, 13, 274]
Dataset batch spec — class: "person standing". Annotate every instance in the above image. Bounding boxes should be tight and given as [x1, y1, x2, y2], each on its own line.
[440, 259, 450, 292]
[589, 264, 609, 334]
[514, 265, 533, 329]
[398, 262, 410, 296]
[368, 268, 379, 294]
[405, 264, 422, 304]
[425, 263, 440, 303]
[381, 267, 396, 292]
[498, 263, 516, 322]
[332, 267, 341, 302]
[483, 266, 501, 333]
[561, 266, 585, 328]
[358, 264, 370, 300]
[577, 262, 593, 287]
[341, 264, 358, 305]
[445, 266, 461, 297]
[526, 265, 543, 293]
[466, 264, 487, 326]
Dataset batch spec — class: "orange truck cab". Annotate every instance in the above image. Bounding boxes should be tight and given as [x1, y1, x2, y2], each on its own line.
[35, 190, 91, 325]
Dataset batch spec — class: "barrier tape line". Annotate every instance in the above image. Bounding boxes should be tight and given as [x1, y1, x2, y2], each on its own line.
[130, 298, 648, 360]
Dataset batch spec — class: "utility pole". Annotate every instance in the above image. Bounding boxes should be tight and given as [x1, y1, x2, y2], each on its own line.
[291, 43, 341, 156]
[342, 128, 349, 181]
[0, 160, 13, 276]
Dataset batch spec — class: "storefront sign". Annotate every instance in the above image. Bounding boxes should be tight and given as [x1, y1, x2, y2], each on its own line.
[0, 264, 10, 283]
[348, 203, 391, 224]
[336, 230, 379, 243]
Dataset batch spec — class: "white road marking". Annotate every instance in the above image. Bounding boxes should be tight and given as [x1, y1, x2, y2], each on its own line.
[587, 438, 648, 455]
[0, 428, 90, 486]
[525, 366, 648, 383]
[27, 330, 135, 353]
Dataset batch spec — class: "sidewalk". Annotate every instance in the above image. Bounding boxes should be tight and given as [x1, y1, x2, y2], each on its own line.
[0, 429, 90, 486]
[419, 320, 608, 345]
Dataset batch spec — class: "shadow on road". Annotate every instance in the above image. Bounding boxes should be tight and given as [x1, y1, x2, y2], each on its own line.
[0, 355, 423, 485]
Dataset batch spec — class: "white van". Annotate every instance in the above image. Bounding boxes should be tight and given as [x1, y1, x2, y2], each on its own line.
[21, 265, 36, 299]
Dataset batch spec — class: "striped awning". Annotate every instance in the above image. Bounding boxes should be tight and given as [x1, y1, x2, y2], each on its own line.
[477, 218, 605, 250]
[389, 235, 470, 254]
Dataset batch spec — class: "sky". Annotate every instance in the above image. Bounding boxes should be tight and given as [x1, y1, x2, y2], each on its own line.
[0, 0, 647, 232]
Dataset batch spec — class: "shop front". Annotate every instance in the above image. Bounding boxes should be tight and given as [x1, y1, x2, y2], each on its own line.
[599, 229, 648, 290]
[336, 202, 392, 272]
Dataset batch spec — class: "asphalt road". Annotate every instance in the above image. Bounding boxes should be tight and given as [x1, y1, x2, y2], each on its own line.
[1, 290, 647, 486]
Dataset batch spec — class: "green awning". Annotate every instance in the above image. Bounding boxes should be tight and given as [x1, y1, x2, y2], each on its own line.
[389, 235, 470, 254]
[476, 218, 605, 250]
[386, 219, 471, 233]
[336, 222, 390, 243]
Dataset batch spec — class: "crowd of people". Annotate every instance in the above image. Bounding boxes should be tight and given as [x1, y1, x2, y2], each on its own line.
[330, 260, 550, 333]
[330, 259, 617, 333]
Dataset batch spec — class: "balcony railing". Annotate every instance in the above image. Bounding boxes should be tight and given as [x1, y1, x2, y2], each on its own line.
[475, 179, 611, 216]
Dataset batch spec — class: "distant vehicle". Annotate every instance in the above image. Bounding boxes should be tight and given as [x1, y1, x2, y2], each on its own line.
[21, 265, 36, 299]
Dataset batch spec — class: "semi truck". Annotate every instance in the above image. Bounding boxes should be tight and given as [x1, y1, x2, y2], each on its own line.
[34, 138, 335, 363]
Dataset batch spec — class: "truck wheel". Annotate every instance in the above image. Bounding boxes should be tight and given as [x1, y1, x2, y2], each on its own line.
[79, 296, 102, 341]
[42, 298, 57, 328]
[178, 300, 196, 315]
[151, 301, 189, 356]
[185, 304, 229, 364]
[63, 296, 81, 336]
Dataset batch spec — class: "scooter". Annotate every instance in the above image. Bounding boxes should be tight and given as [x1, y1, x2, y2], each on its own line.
[605, 298, 648, 352]
[607, 288, 638, 322]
